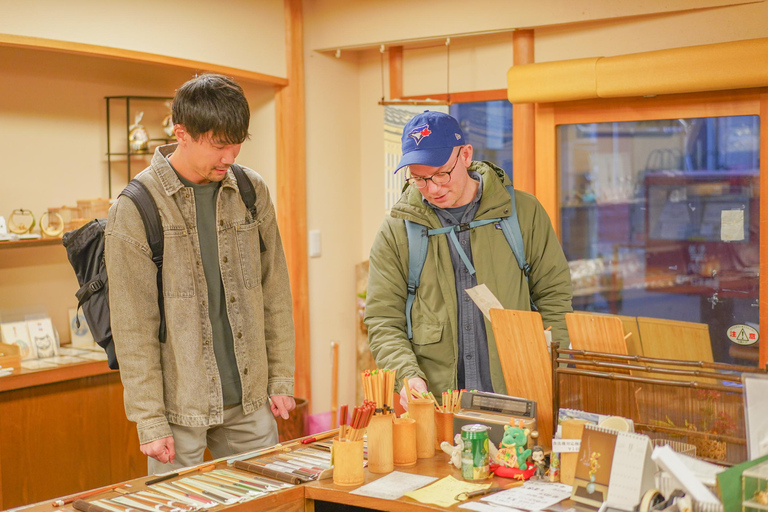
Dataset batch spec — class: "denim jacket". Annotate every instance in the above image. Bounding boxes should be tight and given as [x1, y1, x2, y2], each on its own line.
[105, 144, 295, 445]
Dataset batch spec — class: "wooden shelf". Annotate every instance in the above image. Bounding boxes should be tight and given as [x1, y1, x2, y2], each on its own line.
[0, 237, 62, 250]
[0, 33, 289, 87]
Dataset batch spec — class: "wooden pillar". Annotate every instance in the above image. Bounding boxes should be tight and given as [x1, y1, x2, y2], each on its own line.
[512, 29, 536, 195]
[760, 93, 768, 369]
[389, 46, 403, 100]
[277, 0, 311, 407]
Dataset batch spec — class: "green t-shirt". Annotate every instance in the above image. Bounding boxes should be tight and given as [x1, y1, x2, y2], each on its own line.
[172, 163, 242, 407]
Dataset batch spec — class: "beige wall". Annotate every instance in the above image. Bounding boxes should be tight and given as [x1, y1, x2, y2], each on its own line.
[307, 0, 758, 50]
[0, 0, 286, 77]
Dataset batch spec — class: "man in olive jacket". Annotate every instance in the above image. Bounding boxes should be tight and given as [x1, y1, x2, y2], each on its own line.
[365, 111, 572, 410]
[106, 74, 295, 474]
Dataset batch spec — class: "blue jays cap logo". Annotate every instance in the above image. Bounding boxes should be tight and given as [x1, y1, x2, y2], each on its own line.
[407, 124, 432, 145]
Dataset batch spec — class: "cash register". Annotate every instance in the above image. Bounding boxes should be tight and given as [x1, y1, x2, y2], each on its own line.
[452, 391, 537, 447]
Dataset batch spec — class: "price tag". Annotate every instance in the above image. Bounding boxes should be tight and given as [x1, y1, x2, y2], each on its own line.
[551, 438, 581, 453]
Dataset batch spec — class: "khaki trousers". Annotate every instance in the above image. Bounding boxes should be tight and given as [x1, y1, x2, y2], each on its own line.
[147, 404, 278, 475]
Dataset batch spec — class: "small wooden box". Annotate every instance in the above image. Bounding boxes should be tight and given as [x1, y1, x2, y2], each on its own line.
[0, 343, 21, 370]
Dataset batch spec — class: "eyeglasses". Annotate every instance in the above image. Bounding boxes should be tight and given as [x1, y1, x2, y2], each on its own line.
[406, 147, 463, 189]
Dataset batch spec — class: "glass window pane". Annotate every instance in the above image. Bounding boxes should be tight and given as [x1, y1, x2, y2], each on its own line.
[450, 100, 513, 181]
[559, 116, 760, 366]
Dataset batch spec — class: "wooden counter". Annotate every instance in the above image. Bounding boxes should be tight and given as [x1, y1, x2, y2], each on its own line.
[6, 445, 559, 512]
[0, 360, 144, 510]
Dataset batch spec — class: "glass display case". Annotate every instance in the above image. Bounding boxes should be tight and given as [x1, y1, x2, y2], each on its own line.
[558, 115, 760, 365]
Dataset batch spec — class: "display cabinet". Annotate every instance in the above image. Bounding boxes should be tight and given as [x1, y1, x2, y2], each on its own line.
[534, 90, 765, 369]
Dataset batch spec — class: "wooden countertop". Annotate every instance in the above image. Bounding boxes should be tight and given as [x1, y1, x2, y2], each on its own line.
[0, 359, 115, 393]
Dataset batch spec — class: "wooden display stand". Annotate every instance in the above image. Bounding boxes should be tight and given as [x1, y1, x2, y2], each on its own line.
[565, 312, 628, 356]
[489, 308, 553, 446]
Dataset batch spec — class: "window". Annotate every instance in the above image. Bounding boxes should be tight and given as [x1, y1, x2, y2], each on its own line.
[559, 116, 760, 366]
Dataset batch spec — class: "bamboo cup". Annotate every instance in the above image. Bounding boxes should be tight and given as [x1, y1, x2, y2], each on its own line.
[409, 398, 436, 458]
[392, 418, 417, 467]
[367, 413, 394, 474]
[560, 419, 589, 485]
[434, 410, 454, 449]
[332, 437, 365, 486]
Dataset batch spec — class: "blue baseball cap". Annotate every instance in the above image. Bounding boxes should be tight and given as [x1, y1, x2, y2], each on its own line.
[395, 111, 465, 173]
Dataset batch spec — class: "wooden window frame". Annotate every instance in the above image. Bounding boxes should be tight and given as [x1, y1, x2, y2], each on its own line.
[534, 88, 768, 368]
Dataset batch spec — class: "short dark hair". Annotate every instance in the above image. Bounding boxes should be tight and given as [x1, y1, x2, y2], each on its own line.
[172, 74, 250, 144]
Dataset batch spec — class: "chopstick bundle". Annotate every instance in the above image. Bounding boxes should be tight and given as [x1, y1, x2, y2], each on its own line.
[345, 400, 375, 442]
[360, 369, 395, 413]
[440, 389, 465, 413]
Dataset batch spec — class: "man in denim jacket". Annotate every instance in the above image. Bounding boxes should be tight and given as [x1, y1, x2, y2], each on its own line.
[106, 74, 296, 474]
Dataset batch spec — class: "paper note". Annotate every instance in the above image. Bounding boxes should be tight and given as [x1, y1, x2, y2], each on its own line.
[405, 476, 491, 508]
[350, 471, 437, 500]
[20, 359, 59, 370]
[45, 355, 88, 365]
[483, 481, 572, 511]
[465, 284, 504, 321]
[721, 209, 745, 241]
[459, 502, 525, 512]
[552, 439, 581, 453]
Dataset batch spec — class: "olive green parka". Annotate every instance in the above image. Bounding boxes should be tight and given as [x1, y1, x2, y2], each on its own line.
[364, 161, 573, 397]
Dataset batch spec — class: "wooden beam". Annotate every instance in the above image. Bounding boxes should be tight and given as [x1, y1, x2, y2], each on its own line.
[0, 33, 288, 87]
[761, 92, 768, 370]
[512, 29, 535, 195]
[277, 0, 311, 408]
[389, 46, 403, 100]
[399, 89, 507, 104]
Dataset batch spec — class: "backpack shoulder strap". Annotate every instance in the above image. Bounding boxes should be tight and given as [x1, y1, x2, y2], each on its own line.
[120, 180, 163, 262]
[230, 164, 266, 253]
[404, 219, 429, 340]
[498, 185, 530, 278]
[231, 164, 258, 219]
[119, 179, 167, 342]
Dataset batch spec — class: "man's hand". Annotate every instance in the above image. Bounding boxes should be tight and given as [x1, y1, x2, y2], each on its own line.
[399, 377, 428, 411]
[270, 395, 296, 420]
[141, 436, 175, 464]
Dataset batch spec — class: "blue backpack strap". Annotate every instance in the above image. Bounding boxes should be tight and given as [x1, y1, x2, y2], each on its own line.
[498, 185, 531, 278]
[405, 220, 429, 339]
[498, 185, 536, 310]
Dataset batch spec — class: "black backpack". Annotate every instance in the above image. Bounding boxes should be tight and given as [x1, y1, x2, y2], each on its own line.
[63, 164, 258, 369]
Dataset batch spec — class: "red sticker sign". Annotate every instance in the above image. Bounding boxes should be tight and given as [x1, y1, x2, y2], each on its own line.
[726, 324, 759, 346]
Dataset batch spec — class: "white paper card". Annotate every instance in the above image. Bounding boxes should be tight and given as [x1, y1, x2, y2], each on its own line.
[483, 481, 572, 511]
[744, 374, 768, 459]
[1, 321, 37, 360]
[68, 308, 95, 347]
[605, 434, 652, 508]
[552, 439, 581, 453]
[721, 209, 745, 241]
[465, 284, 504, 321]
[27, 318, 59, 358]
[350, 471, 437, 500]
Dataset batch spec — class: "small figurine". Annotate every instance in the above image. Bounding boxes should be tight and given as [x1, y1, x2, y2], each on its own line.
[497, 420, 531, 470]
[548, 451, 560, 482]
[440, 433, 464, 469]
[531, 446, 546, 480]
[756, 484, 768, 505]
[129, 112, 150, 153]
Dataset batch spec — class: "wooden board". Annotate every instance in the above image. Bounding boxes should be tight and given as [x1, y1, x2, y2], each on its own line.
[636, 316, 714, 382]
[619, 315, 643, 356]
[489, 309, 553, 446]
[565, 312, 628, 355]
